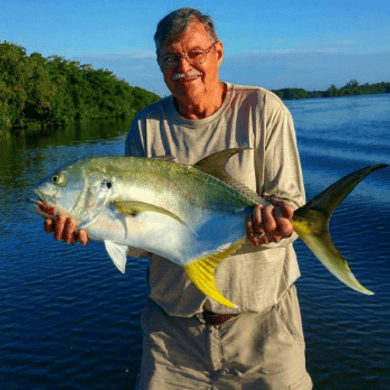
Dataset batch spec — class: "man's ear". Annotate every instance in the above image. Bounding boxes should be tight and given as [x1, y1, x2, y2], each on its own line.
[214, 40, 224, 66]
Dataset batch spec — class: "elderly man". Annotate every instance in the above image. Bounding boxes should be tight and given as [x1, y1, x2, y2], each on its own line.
[45, 7, 312, 390]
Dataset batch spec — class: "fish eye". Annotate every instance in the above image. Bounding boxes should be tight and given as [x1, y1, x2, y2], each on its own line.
[101, 179, 112, 189]
[51, 173, 65, 185]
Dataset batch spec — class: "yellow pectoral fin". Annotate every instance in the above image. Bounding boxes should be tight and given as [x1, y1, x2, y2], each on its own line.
[113, 200, 187, 226]
[185, 240, 244, 308]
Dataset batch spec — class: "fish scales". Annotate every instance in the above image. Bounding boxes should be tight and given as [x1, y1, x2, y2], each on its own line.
[31, 149, 388, 307]
[83, 156, 255, 215]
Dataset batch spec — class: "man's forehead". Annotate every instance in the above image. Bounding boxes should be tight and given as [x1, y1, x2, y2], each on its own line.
[160, 20, 212, 52]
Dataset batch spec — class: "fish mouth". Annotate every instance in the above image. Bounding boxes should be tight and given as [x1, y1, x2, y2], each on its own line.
[27, 197, 43, 206]
[32, 188, 57, 206]
[27, 193, 56, 220]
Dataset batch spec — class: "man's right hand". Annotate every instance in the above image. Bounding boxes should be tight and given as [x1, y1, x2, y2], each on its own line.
[246, 199, 294, 246]
[40, 202, 90, 245]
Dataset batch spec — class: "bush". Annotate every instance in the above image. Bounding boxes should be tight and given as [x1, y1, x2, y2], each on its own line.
[0, 41, 160, 132]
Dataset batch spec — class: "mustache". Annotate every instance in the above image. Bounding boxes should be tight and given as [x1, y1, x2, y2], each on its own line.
[172, 70, 203, 81]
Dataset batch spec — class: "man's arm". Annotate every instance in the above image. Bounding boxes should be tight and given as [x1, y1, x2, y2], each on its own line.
[246, 93, 305, 247]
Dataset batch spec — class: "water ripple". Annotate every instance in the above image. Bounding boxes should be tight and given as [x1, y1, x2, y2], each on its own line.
[1, 97, 390, 389]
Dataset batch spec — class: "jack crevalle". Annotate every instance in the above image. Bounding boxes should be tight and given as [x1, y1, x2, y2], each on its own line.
[31, 149, 387, 307]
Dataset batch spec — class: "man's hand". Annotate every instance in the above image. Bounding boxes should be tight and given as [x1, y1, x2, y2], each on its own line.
[39, 202, 90, 246]
[246, 198, 294, 246]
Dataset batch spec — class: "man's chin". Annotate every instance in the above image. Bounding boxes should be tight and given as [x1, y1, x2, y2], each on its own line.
[172, 80, 204, 100]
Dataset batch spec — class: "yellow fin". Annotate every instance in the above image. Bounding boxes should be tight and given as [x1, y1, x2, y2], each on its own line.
[185, 240, 244, 308]
[113, 200, 187, 226]
[293, 215, 373, 295]
[292, 164, 388, 295]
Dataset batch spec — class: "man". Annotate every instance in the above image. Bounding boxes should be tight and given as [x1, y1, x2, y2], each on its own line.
[44, 8, 312, 390]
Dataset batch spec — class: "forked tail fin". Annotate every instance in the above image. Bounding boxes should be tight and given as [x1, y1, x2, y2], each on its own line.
[291, 164, 388, 295]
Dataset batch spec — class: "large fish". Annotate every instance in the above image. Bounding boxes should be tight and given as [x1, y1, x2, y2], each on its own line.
[31, 149, 387, 307]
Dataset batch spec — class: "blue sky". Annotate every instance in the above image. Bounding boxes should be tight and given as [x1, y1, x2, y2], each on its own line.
[1, 0, 389, 96]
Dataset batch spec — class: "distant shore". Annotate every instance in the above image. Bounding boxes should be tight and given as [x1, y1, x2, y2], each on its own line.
[272, 79, 390, 100]
[2, 42, 389, 134]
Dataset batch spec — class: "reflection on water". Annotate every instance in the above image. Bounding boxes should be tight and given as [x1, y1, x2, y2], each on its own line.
[0, 118, 131, 193]
[1, 96, 390, 389]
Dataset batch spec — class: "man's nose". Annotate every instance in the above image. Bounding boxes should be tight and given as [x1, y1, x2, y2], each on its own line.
[178, 55, 192, 73]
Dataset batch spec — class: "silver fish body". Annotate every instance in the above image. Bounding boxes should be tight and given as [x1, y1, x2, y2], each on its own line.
[32, 149, 387, 307]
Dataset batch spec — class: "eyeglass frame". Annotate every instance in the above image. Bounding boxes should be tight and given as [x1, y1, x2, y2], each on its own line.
[157, 42, 217, 69]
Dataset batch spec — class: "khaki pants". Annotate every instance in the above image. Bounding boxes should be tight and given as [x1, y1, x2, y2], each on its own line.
[137, 285, 312, 390]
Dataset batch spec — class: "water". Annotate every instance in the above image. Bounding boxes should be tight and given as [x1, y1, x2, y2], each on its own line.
[1, 95, 390, 389]
[287, 95, 390, 389]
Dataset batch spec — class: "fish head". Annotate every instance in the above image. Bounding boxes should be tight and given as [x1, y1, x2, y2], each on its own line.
[32, 158, 114, 225]
[32, 160, 86, 220]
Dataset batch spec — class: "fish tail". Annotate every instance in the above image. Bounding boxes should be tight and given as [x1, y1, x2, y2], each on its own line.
[291, 164, 388, 295]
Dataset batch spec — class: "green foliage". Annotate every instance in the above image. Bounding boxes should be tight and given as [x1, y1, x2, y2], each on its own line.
[2, 40, 389, 133]
[326, 85, 339, 97]
[273, 79, 390, 101]
[0, 41, 160, 133]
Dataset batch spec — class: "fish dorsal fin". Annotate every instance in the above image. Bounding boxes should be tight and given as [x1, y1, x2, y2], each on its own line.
[112, 200, 187, 226]
[194, 148, 266, 205]
[184, 239, 244, 308]
[194, 148, 248, 182]
[104, 240, 128, 273]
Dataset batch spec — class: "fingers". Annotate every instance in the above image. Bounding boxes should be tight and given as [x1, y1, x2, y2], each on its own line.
[78, 230, 90, 246]
[44, 217, 55, 233]
[274, 208, 294, 237]
[246, 213, 262, 246]
[270, 198, 294, 219]
[63, 218, 78, 244]
[247, 200, 294, 246]
[39, 202, 55, 216]
[52, 215, 76, 244]
[42, 203, 56, 233]
[51, 215, 64, 241]
[263, 204, 278, 235]
[252, 204, 264, 235]
[43, 215, 89, 245]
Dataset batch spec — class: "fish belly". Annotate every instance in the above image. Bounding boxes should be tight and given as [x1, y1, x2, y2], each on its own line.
[188, 211, 248, 264]
[87, 207, 248, 268]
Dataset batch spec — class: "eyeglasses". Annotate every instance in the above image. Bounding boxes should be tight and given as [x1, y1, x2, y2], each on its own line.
[158, 43, 216, 69]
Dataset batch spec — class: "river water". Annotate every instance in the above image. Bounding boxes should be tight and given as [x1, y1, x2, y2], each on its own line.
[1, 94, 389, 389]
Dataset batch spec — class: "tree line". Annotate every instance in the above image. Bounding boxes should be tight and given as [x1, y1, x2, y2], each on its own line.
[272, 79, 390, 100]
[0, 41, 160, 133]
[2, 41, 389, 133]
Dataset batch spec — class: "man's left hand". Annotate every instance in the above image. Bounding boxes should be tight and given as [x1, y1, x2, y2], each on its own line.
[246, 198, 294, 246]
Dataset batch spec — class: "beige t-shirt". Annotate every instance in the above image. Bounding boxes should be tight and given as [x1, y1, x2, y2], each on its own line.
[125, 83, 305, 316]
